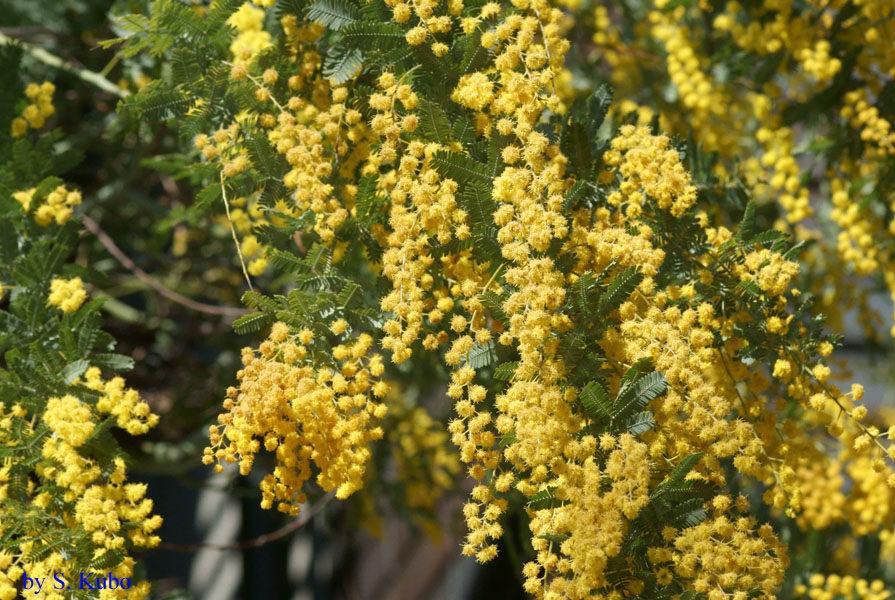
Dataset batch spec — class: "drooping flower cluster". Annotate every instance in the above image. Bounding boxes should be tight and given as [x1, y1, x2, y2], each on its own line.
[111, 0, 895, 595]
[204, 322, 389, 512]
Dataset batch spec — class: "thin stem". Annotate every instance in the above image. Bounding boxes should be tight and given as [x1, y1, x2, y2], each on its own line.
[155, 490, 335, 552]
[220, 171, 254, 292]
[81, 214, 249, 317]
[0, 32, 127, 99]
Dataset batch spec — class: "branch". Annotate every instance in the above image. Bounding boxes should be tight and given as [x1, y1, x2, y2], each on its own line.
[155, 491, 335, 552]
[0, 31, 128, 99]
[81, 214, 249, 317]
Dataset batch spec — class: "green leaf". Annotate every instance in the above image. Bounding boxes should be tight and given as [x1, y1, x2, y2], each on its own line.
[652, 453, 704, 499]
[306, 0, 361, 30]
[479, 290, 509, 326]
[561, 121, 591, 176]
[571, 272, 598, 314]
[580, 381, 612, 423]
[583, 86, 612, 140]
[323, 46, 364, 85]
[245, 131, 285, 189]
[737, 201, 757, 241]
[430, 151, 491, 185]
[616, 357, 654, 401]
[276, 0, 308, 18]
[493, 361, 517, 381]
[340, 22, 406, 51]
[500, 430, 517, 447]
[451, 114, 476, 144]
[354, 173, 383, 223]
[242, 290, 279, 313]
[526, 487, 564, 510]
[737, 279, 762, 297]
[91, 354, 135, 372]
[597, 266, 643, 319]
[460, 182, 496, 230]
[459, 28, 491, 75]
[622, 411, 655, 436]
[90, 548, 126, 570]
[459, 340, 496, 369]
[170, 48, 205, 95]
[232, 312, 273, 334]
[337, 282, 362, 309]
[61, 360, 89, 385]
[270, 250, 305, 273]
[417, 98, 454, 145]
[121, 81, 193, 121]
[613, 371, 666, 423]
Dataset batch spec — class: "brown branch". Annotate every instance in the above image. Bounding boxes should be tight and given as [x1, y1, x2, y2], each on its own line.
[155, 491, 335, 552]
[80, 215, 249, 317]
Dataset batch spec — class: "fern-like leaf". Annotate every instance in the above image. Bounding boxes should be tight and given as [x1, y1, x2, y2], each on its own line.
[416, 98, 453, 145]
[597, 266, 643, 319]
[580, 381, 613, 423]
[323, 46, 364, 85]
[232, 312, 273, 334]
[430, 151, 491, 185]
[339, 22, 406, 51]
[612, 371, 666, 423]
[306, 0, 361, 30]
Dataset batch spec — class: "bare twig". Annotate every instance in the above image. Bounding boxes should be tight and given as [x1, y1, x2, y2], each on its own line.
[81, 214, 249, 317]
[156, 491, 335, 552]
[0, 31, 128, 99]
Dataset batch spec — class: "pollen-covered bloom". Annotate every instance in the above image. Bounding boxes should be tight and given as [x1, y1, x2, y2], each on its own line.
[47, 276, 87, 313]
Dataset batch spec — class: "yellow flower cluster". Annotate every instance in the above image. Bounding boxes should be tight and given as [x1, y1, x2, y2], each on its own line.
[14, 183, 82, 226]
[649, 11, 745, 159]
[795, 574, 892, 600]
[605, 124, 697, 217]
[204, 322, 389, 512]
[228, 2, 272, 59]
[10, 81, 55, 137]
[196, 13, 379, 277]
[0, 370, 160, 600]
[73, 458, 163, 550]
[179, 0, 895, 595]
[738, 249, 800, 297]
[194, 125, 267, 276]
[389, 0, 459, 53]
[452, 73, 495, 112]
[44, 394, 95, 446]
[87, 367, 160, 435]
[47, 276, 87, 313]
[583, 0, 895, 341]
[668, 509, 787, 600]
[523, 434, 651, 597]
[842, 88, 895, 156]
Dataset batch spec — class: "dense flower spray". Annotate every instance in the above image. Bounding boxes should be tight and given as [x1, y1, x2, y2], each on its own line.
[110, 0, 895, 596]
